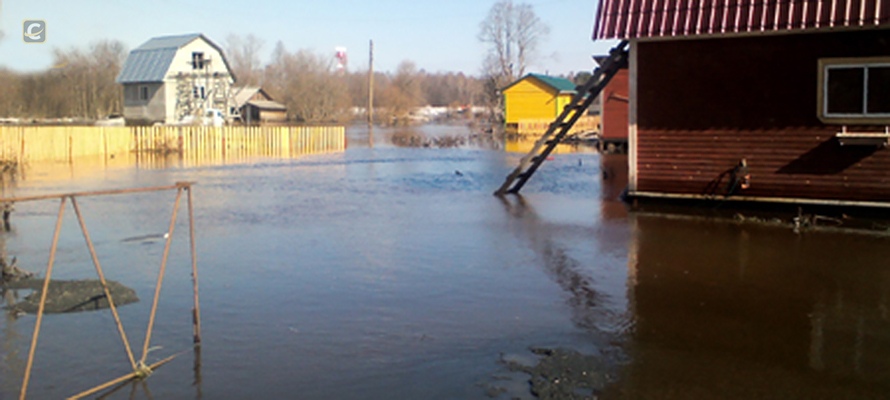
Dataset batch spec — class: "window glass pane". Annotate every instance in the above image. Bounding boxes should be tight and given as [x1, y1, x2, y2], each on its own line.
[867, 66, 890, 114]
[826, 67, 864, 114]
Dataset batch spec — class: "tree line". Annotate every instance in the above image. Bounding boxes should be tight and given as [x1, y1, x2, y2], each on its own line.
[0, 36, 487, 124]
[225, 35, 488, 124]
[0, 40, 127, 120]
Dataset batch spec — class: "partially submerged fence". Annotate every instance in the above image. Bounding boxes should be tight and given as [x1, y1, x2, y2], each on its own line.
[6, 182, 201, 400]
[0, 126, 132, 163]
[133, 125, 346, 164]
[0, 126, 346, 165]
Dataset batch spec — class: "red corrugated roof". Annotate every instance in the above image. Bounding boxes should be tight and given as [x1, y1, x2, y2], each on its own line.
[594, 0, 890, 40]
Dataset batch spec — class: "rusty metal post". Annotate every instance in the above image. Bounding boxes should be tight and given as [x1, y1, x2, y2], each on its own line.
[19, 197, 67, 400]
[139, 188, 183, 365]
[71, 197, 138, 371]
[187, 185, 202, 344]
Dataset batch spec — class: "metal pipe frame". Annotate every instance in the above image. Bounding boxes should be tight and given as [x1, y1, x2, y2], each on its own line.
[11, 182, 200, 400]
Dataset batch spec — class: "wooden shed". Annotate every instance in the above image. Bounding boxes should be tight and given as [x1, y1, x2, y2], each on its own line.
[594, 0, 890, 208]
[232, 86, 287, 124]
[503, 74, 590, 134]
[594, 56, 629, 152]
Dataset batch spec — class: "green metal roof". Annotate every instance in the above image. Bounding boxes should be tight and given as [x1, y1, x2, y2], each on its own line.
[529, 74, 577, 93]
[503, 73, 577, 94]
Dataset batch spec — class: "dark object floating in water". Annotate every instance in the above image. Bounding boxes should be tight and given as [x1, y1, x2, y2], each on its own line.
[2, 256, 32, 282]
[3, 279, 139, 314]
[121, 233, 168, 243]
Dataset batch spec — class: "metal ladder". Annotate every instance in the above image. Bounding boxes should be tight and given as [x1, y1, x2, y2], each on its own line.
[494, 40, 630, 196]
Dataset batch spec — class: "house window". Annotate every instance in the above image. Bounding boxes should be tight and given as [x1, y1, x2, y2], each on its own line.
[192, 52, 205, 70]
[819, 58, 890, 123]
[193, 85, 206, 99]
[139, 86, 149, 101]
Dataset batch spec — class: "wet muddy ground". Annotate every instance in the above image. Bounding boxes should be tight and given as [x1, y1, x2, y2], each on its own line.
[3, 279, 138, 314]
[0, 124, 888, 399]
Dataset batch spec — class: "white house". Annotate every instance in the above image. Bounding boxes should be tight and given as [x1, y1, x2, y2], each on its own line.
[117, 33, 236, 124]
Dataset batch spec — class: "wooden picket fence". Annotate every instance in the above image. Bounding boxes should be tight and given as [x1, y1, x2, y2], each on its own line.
[0, 126, 346, 165]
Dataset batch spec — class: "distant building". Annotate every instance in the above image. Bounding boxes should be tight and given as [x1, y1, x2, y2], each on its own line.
[117, 33, 236, 125]
[594, 0, 890, 208]
[503, 74, 576, 125]
[502, 73, 599, 135]
[232, 87, 288, 124]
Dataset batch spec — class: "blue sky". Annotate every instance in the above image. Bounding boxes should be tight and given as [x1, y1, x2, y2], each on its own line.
[0, 0, 617, 75]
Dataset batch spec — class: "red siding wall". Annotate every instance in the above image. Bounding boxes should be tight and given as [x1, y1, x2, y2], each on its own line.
[601, 68, 630, 142]
[635, 28, 890, 202]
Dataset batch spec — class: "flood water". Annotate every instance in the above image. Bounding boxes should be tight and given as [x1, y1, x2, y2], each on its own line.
[0, 124, 889, 399]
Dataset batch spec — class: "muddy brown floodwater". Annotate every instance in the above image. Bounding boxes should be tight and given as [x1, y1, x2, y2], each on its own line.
[0, 124, 887, 399]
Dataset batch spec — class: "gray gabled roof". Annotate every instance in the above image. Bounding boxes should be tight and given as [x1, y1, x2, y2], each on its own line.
[116, 33, 235, 84]
[233, 86, 262, 108]
[246, 100, 287, 111]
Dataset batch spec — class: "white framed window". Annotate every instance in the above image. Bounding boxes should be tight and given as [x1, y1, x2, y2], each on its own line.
[193, 85, 206, 100]
[819, 57, 890, 124]
[192, 52, 205, 70]
[139, 86, 149, 101]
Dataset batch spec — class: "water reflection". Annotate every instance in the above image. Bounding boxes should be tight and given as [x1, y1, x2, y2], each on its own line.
[95, 379, 154, 400]
[499, 195, 615, 336]
[0, 232, 24, 395]
[13, 137, 346, 187]
[348, 124, 503, 150]
[0, 291, 24, 395]
[346, 124, 602, 155]
[609, 213, 890, 398]
[600, 154, 628, 221]
[504, 135, 598, 155]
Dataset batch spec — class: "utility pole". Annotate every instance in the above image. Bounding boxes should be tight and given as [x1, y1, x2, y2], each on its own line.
[368, 40, 374, 129]
[368, 40, 375, 146]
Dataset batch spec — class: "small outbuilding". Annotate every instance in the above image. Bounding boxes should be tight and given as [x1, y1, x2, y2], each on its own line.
[232, 87, 288, 124]
[594, 56, 629, 153]
[503, 74, 601, 135]
[594, 0, 890, 208]
[503, 74, 576, 124]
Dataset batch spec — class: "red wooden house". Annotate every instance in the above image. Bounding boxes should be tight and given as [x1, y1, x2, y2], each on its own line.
[594, 0, 890, 208]
[595, 56, 630, 152]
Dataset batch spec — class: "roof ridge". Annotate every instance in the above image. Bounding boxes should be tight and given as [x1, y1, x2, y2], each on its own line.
[528, 73, 576, 92]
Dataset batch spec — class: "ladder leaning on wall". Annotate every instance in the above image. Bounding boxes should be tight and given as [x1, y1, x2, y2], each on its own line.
[494, 40, 630, 196]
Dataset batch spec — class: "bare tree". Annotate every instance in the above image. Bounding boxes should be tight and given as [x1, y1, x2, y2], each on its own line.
[377, 60, 422, 124]
[0, 68, 20, 117]
[225, 33, 265, 86]
[478, 0, 549, 111]
[420, 72, 483, 108]
[263, 43, 350, 123]
[50, 40, 127, 119]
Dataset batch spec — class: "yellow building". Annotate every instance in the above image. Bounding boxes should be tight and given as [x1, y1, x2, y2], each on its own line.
[502, 73, 578, 127]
